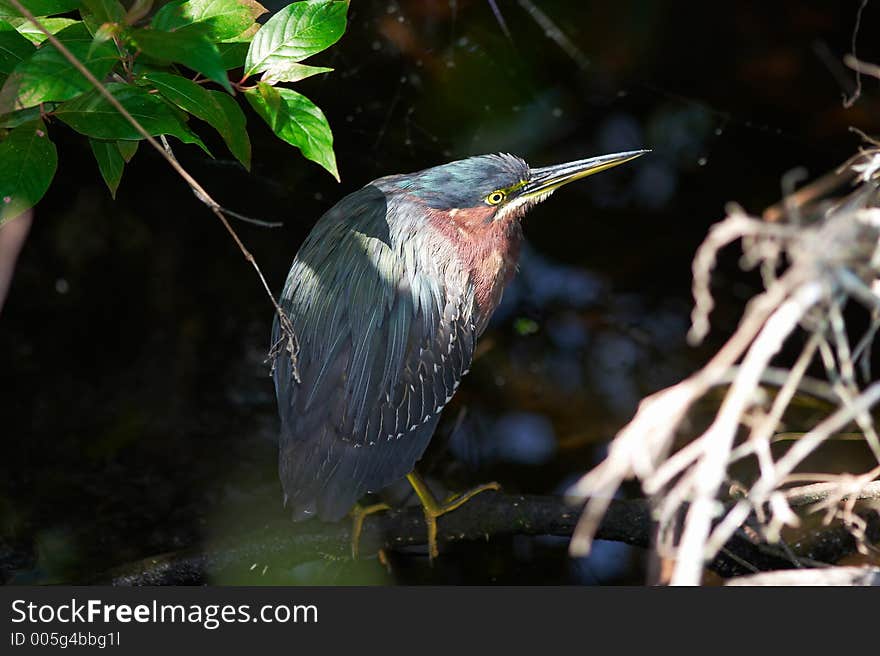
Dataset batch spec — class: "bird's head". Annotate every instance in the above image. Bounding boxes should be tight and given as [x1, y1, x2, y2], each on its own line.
[385, 150, 648, 223]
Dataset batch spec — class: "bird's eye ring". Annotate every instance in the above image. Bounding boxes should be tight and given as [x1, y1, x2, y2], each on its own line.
[486, 191, 506, 205]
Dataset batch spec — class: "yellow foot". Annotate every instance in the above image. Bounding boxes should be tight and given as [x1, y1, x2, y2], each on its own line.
[406, 472, 500, 561]
[377, 548, 392, 574]
[349, 502, 391, 559]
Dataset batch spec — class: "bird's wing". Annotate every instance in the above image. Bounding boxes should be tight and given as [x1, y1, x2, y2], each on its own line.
[271, 186, 478, 519]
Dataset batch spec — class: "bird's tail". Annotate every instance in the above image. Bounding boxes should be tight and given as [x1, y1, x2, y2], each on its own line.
[278, 421, 437, 522]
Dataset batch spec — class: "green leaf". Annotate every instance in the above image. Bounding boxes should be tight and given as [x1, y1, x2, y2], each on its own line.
[152, 0, 267, 42]
[244, 0, 346, 78]
[261, 62, 331, 84]
[79, 0, 124, 40]
[245, 82, 337, 180]
[225, 21, 258, 43]
[86, 21, 121, 57]
[80, 0, 125, 24]
[216, 40, 247, 69]
[129, 27, 232, 92]
[89, 137, 124, 198]
[210, 88, 249, 168]
[54, 83, 209, 153]
[143, 71, 250, 168]
[0, 22, 118, 111]
[117, 138, 138, 161]
[0, 104, 41, 126]
[0, 23, 33, 75]
[0, 1, 80, 19]
[5, 16, 77, 44]
[0, 118, 56, 225]
[513, 317, 540, 336]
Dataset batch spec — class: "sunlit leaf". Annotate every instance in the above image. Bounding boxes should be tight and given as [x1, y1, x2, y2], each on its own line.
[4, 16, 77, 44]
[0, 0, 80, 19]
[130, 27, 232, 92]
[0, 118, 56, 225]
[143, 71, 250, 168]
[54, 83, 210, 153]
[260, 62, 331, 84]
[245, 81, 337, 180]
[226, 20, 258, 43]
[0, 22, 118, 111]
[244, 0, 346, 78]
[86, 21, 121, 57]
[89, 137, 124, 198]
[152, 0, 267, 42]
[0, 22, 33, 75]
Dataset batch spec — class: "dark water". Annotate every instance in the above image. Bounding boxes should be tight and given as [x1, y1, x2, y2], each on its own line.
[2, 0, 879, 584]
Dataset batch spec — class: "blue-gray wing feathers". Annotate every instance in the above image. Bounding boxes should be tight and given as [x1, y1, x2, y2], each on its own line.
[271, 185, 477, 520]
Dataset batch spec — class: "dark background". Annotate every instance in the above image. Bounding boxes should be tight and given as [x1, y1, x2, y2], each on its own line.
[3, 0, 880, 584]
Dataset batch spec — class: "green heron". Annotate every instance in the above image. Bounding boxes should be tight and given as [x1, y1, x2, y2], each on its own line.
[271, 149, 647, 557]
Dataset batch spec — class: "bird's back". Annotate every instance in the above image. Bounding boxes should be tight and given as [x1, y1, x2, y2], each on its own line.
[272, 184, 481, 521]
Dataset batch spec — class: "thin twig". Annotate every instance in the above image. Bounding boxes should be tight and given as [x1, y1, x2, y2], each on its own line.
[842, 0, 870, 108]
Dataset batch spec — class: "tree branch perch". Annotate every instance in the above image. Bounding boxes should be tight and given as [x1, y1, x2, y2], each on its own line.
[98, 493, 880, 585]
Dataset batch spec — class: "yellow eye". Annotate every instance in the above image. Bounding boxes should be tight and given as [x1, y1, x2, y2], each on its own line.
[486, 191, 506, 205]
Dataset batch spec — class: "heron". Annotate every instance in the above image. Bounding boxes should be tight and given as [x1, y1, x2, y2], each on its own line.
[271, 149, 647, 558]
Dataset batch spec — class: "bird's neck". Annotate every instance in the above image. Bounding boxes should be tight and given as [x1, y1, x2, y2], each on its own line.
[427, 207, 523, 317]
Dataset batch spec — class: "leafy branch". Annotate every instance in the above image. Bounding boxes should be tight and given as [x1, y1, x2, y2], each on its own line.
[0, 0, 346, 217]
[0, 0, 350, 379]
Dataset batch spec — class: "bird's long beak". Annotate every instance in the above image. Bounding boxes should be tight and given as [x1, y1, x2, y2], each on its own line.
[521, 150, 649, 200]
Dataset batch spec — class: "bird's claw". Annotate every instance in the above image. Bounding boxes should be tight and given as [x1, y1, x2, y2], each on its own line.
[406, 473, 501, 561]
[349, 502, 391, 559]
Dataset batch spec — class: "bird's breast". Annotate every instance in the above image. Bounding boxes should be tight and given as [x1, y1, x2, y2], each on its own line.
[427, 207, 523, 321]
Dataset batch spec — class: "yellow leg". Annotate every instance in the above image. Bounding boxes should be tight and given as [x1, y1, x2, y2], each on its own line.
[349, 502, 391, 559]
[406, 472, 500, 560]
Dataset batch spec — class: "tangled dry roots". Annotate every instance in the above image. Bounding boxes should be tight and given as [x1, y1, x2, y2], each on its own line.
[569, 148, 880, 584]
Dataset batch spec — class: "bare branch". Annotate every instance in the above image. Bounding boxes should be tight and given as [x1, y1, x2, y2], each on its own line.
[726, 567, 880, 586]
[785, 475, 880, 507]
[570, 146, 880, 584]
